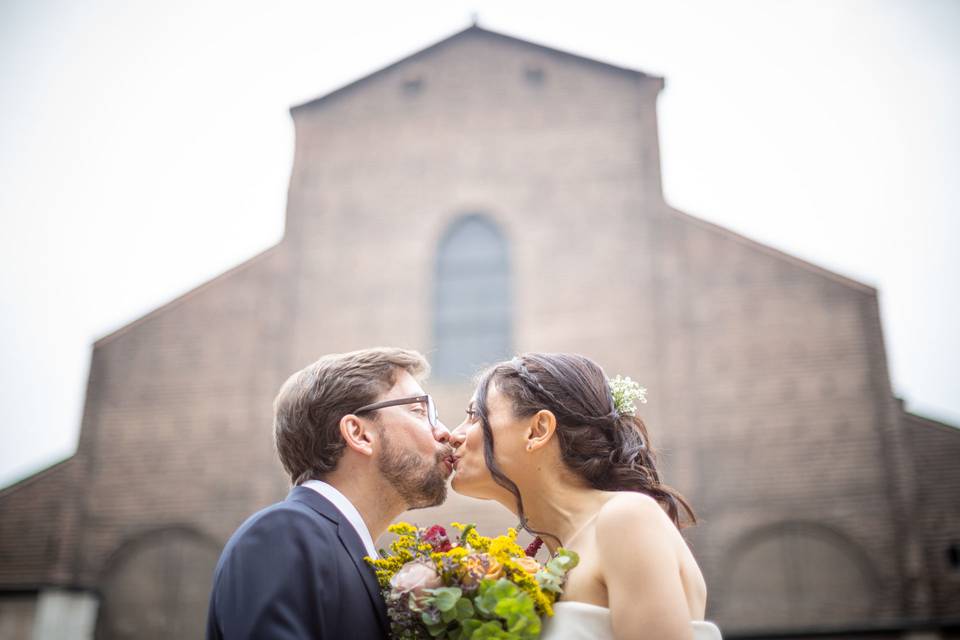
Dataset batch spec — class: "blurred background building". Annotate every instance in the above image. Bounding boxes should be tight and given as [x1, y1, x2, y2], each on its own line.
[0, 25, 957, 640]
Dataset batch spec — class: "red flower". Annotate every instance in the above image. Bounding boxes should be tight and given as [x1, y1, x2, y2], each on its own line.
[524, 536, 544, 558]
[423, 525, 452, 552]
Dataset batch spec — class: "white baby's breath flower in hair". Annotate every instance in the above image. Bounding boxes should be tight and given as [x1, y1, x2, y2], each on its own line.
[609, 375, 647, 416]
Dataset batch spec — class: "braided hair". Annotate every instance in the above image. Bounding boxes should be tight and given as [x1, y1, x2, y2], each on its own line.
[473, 353, 695, 546]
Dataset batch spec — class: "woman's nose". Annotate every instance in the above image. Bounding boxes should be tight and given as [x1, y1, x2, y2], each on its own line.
[448, 425, 466, 448]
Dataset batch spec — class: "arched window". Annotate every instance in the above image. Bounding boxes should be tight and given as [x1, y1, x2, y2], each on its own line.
[433, 215, 512, 380]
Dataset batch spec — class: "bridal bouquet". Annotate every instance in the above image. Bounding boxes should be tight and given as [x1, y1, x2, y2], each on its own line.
[367, 522, 578, 640]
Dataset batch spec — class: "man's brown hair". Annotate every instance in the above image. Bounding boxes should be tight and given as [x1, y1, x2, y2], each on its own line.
[274, 347, 429, 485]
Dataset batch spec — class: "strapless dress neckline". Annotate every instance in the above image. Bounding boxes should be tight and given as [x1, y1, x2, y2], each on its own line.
[540, 601, 722, 639]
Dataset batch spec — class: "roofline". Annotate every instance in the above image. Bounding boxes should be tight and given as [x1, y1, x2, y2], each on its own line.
[667, 205, 878, 295]
[291, 24, 660, 114]
[902, 409, 960, 433]
[0, 456, 74, 497]
[94, 243, 282, 348]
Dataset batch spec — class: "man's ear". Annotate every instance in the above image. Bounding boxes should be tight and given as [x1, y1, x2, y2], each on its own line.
[527, 410, 557, 452]
[340, 414, 375, 457]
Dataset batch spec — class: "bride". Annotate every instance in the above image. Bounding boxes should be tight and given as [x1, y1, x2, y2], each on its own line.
[448, 353, 722, 640]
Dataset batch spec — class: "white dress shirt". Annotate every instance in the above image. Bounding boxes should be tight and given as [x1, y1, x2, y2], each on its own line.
[301, 480, 378, 558]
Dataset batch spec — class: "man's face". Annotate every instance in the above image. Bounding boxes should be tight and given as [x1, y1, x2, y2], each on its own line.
[372, 371, 454, 509]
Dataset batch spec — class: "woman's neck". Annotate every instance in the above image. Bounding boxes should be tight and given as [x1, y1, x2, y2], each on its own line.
[514, 477, 610, 554]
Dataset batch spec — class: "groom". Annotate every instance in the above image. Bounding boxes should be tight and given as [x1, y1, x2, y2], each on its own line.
[206, 348, 454, 639]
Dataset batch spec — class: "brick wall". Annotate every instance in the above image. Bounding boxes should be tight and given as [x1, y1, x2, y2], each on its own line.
[904, 412, 960, 618]
[0, 25, 949, 637]
[66, 246, 294, 588]
[0, 459, 77, 587]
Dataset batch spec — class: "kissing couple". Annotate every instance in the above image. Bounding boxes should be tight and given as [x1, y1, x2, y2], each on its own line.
[206, 347, 721, 640]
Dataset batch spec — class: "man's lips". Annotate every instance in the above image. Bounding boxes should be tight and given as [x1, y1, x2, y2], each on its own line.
[441, 453, 457, 476]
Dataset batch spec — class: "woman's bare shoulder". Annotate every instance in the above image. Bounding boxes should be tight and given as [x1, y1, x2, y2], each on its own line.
[595, 492, 707, 618]
[597, 492, 674, 527]
[594, 492, 678, 555]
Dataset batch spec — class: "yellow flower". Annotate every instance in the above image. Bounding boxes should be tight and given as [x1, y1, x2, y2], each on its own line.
[369, 521, 566, 618]
[501, 560, 555, 616]
[431, 546, 468, 565]
[488, 535, 526, 561]
[388, 522, 418, 536]
[366, 554, 409, 588]
[463, 529, 491, 552]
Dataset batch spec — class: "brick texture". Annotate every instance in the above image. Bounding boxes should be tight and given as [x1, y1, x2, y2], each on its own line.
[0, 25, 955, 638]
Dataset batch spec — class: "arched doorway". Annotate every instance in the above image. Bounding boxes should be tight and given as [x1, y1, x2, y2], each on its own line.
[95, 527, 220, 640]
[718, 521, 879, 629]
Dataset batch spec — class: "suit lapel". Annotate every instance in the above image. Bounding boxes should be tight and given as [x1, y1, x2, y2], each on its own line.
[288, 487, 390, 634]
[336, 519, 390, 633]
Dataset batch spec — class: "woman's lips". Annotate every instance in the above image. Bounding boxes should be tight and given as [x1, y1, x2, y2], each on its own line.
[444, 456, 458, 475]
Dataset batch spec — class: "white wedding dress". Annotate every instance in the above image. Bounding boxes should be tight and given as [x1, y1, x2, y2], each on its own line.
[541, 601, 722, 639]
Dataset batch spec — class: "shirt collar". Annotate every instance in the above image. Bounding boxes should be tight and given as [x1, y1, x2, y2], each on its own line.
[301, 479, 378, 558]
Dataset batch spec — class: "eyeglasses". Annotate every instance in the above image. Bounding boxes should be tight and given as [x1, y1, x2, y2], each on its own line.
[353, 394, 441, 429]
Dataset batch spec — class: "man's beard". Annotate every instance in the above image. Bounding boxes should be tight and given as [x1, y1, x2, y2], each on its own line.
[377, 432, 450, 509]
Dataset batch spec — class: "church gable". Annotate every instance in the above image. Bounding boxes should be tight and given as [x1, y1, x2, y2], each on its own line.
[291, 26, 658, 120]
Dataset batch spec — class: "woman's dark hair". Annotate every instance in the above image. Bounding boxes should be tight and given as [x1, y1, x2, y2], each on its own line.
[474, 352, 696, 546]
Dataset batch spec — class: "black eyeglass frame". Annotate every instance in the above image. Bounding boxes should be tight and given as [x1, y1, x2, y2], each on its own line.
[353, 394, 439, 429]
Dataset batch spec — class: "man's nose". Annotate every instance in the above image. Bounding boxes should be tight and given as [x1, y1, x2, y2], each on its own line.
[432, 421, 451, 444]
[447, 425, 466, 448]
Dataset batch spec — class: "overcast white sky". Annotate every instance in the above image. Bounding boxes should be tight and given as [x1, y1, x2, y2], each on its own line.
[1, 0, 958, 488]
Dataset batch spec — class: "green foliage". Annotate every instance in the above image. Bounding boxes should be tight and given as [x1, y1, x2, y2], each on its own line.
[536, 549, 579, 595]
[376, 522, 581, 639]
[429, 587, 463, 613]
[419, 578, 541, 639]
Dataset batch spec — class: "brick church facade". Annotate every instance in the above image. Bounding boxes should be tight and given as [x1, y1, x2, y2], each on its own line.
[1, 25, 957, 639]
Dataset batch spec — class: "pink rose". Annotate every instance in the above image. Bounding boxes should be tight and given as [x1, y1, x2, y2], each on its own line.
[390, 560, 443, 602]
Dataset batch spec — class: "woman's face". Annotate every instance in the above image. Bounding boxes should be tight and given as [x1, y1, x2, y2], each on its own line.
[450, 382, 527, 505]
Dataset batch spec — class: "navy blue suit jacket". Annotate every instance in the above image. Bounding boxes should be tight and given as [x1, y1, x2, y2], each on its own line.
[206, 486, 389, 639]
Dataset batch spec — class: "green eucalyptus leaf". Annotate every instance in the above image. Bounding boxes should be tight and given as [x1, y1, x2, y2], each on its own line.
[421, 608, 441, 626]
[472, 621, 510, 639]
[455, 597, 475, 620]
[432, 587, 463, 612]
[460, 619, 483, 637]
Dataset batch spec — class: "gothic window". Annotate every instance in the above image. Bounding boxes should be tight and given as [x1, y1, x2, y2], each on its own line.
[433, 215, 511, 380]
